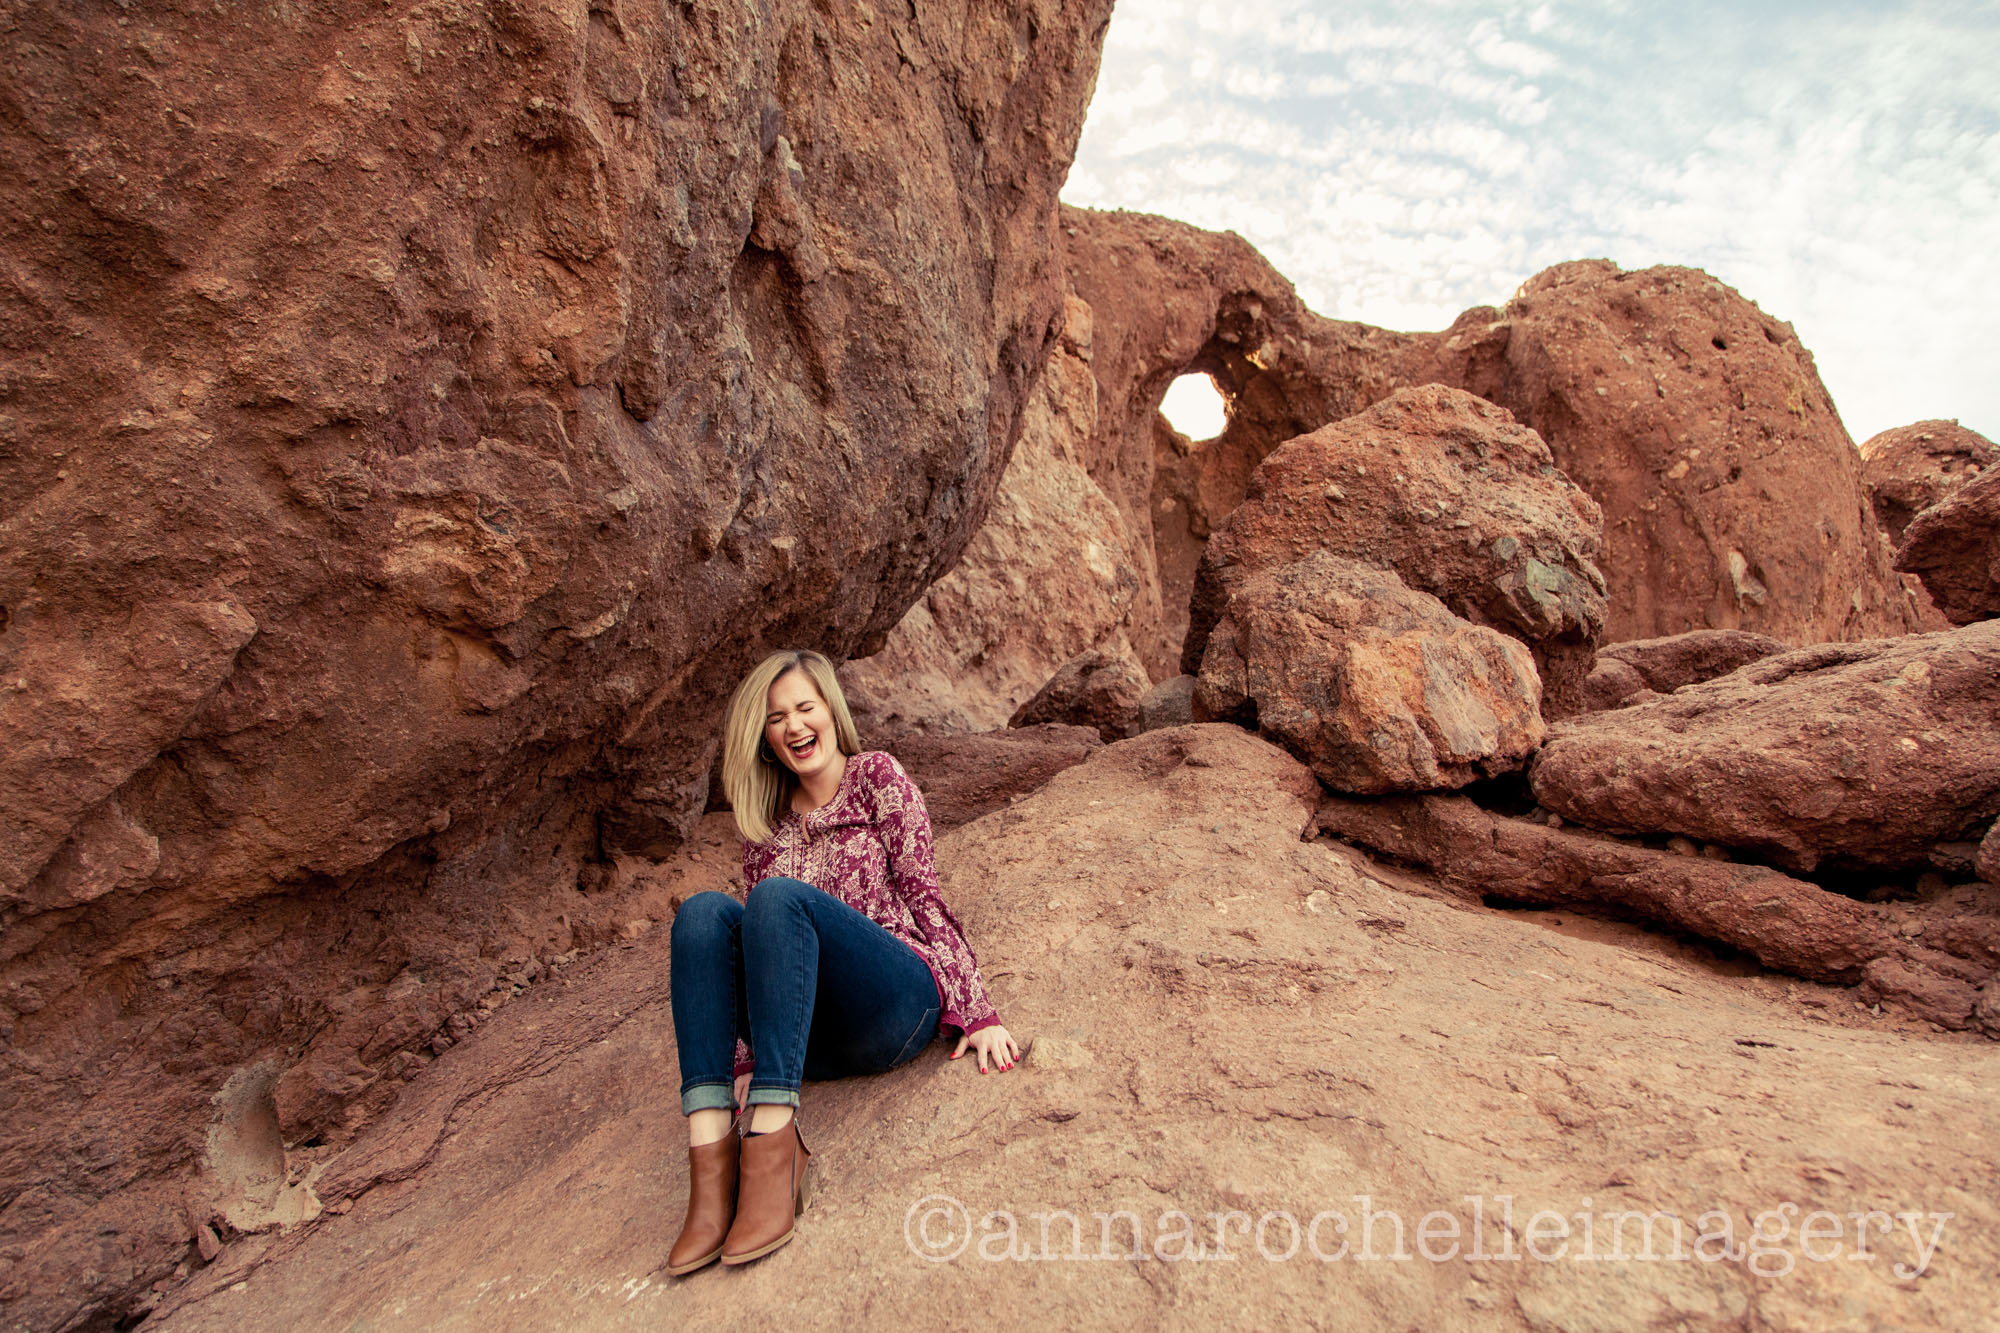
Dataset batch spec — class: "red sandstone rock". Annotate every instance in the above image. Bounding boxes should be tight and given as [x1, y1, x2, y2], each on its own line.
[1135, 673, 1196, 734]
[1896, 467, 2000, 626]
[1008, 642, 1150, 742]
[1576, 656, 1658, 712]
[1193, 552, 1544, 793]
[1860, 419, 1998, 545]
[1187, 385, 1605, 714]
[0, 2, 1113, 1325]
[1531, 622, 2000, 873]
[873, 218, 1915, 725]
[1411, 261, 1928, 643]
[879, 725, 1102, 831]
[1978, 820, 2000, 887]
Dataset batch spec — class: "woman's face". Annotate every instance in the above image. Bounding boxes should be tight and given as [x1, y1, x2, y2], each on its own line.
[764, 669, 839, 782]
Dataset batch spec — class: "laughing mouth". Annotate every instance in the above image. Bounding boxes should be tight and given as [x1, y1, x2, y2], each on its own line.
[787, 735, 818, 761]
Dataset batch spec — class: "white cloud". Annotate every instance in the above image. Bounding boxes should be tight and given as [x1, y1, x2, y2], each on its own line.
[1063, 0, 2000, 442]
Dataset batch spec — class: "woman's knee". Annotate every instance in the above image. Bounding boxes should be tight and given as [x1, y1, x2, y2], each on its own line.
[745, 876, 816, 919]
[671, 890, 741, 944]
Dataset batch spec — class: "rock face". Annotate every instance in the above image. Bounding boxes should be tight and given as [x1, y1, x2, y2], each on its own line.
[1580, 628, 1790, 710]
[1186, 385, 1605, 714]
[1532, 622, 2000, 874]
[1193, 552, 1544, 793]
[1413, 260, 1928, 644]
[1897, 467, 2000, 626]
[840, 295, 1145, 734]
[1861, 419, 1998, 545]
[1980, 820, 2000, 887]
[0, 2, 1113, 1326]
[142, 728, 2000, 1332]
[1008, 642, 1149, 742]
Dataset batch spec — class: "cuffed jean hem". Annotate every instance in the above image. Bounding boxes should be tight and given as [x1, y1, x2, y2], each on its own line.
[680, 1082, 737, 1116]
[744, 1084, 801, 1108]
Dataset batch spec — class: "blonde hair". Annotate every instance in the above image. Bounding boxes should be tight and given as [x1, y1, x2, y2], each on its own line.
[721, 649, 863, 843]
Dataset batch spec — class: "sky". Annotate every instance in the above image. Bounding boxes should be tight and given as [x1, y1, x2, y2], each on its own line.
[1062, 0, 2000, 446]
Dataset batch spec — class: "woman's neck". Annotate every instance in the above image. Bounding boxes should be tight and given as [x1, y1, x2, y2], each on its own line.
[791, 751, 848, 815]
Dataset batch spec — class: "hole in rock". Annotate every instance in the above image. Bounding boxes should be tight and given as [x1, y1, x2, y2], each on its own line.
[1455, 769, 1538, 817]
[1159, 372, 1229, 443]
[1711, 335, 1728, 351]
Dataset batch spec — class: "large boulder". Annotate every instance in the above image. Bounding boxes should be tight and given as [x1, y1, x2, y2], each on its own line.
[1065, 217, 1924, 668]
[1187, 385, 1605, 714]
[0, 1, 1113, 1325]
[1897, 467, 2000, 626]
[1008, 641, 1150, 742]
[1861, 419, 1998, 545]
[1531, 622, 2000, 873]
[1415, 260, 1929, 643]
[1193, 551, 1544, 793]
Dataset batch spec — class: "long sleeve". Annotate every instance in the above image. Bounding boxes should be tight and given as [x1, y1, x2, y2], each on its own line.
[864, 753, 1001, 1036]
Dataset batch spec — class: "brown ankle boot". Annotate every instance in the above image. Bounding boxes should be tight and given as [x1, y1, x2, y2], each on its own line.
[667, 1127, 740, 1276]
[720, 1117, 811, 1265]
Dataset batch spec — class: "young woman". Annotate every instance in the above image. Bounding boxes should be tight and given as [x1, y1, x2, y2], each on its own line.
[666, 648, 1020, 1274]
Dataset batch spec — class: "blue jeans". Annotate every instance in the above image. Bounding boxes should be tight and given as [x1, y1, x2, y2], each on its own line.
[670, 877, 941, 1114]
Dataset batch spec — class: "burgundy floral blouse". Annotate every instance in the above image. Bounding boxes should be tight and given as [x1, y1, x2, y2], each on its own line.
[733, 751, 1000, 1074]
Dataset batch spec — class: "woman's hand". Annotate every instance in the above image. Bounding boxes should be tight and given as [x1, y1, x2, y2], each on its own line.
[733, 1071, 751, 1111]
[950, 1024, 1021, 1073]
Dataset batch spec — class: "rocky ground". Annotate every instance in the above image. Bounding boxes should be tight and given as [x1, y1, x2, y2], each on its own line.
[142, 730, 1999, 1331]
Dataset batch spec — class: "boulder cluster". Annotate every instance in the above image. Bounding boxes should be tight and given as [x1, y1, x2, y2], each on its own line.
[854, 208, 2000, 1046]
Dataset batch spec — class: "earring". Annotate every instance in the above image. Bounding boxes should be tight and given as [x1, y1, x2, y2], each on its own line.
[759, 742, 777, 764]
